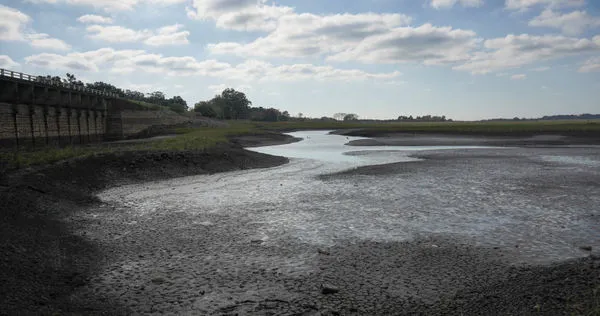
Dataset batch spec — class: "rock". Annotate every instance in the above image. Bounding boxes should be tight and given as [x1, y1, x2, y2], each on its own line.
[318, 248, 330, 255]
[579, 245, 592, 252]
[321, 284, 339, 295]
[151, 277, 165, 284]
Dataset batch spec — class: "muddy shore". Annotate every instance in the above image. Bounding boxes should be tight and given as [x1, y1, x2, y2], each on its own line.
[1, 132, 599, 315]
[0, 133, 295, 315]
[333, 130, 600, 147]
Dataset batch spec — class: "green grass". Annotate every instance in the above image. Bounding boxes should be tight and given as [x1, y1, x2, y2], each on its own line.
[136, 122, 257, 151]
[1, 146, 110, 169]
[0, 122, 259, 169]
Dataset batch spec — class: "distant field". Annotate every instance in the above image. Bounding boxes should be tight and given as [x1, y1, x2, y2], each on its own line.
[255, 119, 600, 136]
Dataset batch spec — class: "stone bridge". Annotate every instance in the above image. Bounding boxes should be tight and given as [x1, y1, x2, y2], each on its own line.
[0, 69, 194, 149]
[0, 68, 119, 147]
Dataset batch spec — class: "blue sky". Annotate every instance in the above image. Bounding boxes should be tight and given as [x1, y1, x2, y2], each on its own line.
[1, 0, 599, 120]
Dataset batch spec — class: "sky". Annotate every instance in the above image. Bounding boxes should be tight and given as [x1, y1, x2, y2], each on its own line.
[0, 0, 599, 120]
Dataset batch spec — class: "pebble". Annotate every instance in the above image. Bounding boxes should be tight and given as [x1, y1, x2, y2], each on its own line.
[321, 284, 340, 295]
[579, 246, 592, 252]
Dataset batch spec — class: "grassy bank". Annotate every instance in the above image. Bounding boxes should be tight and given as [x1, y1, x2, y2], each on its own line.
[2, 119, 599, 170]
[256, 119, 600, 136]
[0, 122, 259, 170]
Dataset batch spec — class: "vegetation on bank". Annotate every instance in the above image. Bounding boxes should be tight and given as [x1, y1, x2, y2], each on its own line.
[1, 119, 599, 170]
[38, 73, 189, 113]
[0, 122, 258, 169]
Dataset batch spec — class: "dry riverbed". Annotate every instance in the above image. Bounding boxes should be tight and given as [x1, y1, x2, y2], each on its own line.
[1, 132, 599, 315]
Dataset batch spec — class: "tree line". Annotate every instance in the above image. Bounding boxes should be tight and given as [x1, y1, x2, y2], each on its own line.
[483, 114, 600, 121]
[36, 73, 189, 114]
[397, 115, 449, 122]
[194, 88, 291, 122]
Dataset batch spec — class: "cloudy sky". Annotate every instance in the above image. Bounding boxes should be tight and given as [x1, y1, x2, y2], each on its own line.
[1, 0, 599, 120]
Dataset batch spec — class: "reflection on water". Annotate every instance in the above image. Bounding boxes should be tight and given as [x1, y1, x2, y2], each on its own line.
[250, 130, 484, 166]
[99, 131, 600, 264]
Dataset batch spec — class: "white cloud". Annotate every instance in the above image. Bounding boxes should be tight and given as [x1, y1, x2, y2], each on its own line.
[430, 0, 483, 9]
[77, 14, 113, 24]
[209, 19, 478, 68]
[0, 55, 20, 68]
[28, 0, 184, 12]
[0, 4, 30, 41]
[187, 0, 292, 32]
[327, 24, 478, 65]
[26, 33, 71, 50]
[144, 24, 189, 46]
[201, 1, 481, 68]
[124, 83, 154, 92]
[190, 0, 411, 37]
[531, 66, 550, 71]
[529, 9, 600, 35]
[23, 48, 402, 83]
[1, 5, 71, 51]
[579, 56, 600, 72]
[25, 53, 99, 71]
[208, 12, 414, 59]
[454, 34, 600, 74]
[86, 25, 149, 42]
[511, 74, 526, 80]
[199, 1, 483, 68]
[86, 24, 189, 46]
[208, 83, 252, 94]
[505, 0, 585, 11]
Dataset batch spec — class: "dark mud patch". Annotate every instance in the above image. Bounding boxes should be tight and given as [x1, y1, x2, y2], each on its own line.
[229, 131, 301, 148]
[0, 141, 290, 314]
[0, 183, 127, 315]
[334, 130, 600, 147]
[313, 239, 600, 316]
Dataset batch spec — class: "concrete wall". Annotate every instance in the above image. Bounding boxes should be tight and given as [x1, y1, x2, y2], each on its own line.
[0, 102, 106, 147]
[0, 78, 191, 147]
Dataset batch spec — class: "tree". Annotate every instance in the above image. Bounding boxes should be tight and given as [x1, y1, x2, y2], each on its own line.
[194, 88, 292, 122]
[333, 113, 347, 121]
[221, 88, 251, 119]
[86, 82, 124, 96]
[124, 89, 145, 100]
[194, 101, 218, 118]
[343, 113, 359, 121]
[64, 73, 77, 84]
[280, 111, 290, 121]
[167, 95, 188, 113]
[147, 91, 166, 105]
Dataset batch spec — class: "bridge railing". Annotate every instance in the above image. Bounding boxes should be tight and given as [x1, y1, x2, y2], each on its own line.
[0, 68, 120, 98]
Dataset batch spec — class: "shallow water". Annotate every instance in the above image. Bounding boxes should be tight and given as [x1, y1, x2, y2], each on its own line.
[99, 131, 600, 264]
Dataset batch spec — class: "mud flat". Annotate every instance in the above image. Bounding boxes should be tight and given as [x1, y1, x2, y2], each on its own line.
[0, 137, 292, 315]
[1, 131, 599, 315]
[337, 132, 600, 147]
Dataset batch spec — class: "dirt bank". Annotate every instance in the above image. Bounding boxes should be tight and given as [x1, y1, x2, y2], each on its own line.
[229, 131, 302, 148]
[0, 136, 292, 315]
[334, 130, 600, 147]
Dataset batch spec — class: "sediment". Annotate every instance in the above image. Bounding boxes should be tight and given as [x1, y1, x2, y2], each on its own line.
[1, 132, 599, 315]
